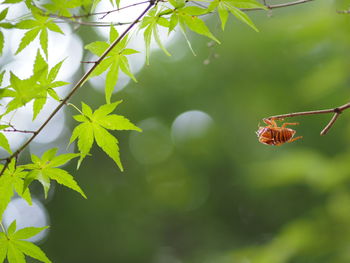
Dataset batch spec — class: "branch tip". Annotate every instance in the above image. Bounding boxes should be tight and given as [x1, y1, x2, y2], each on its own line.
[264, 101, 350, 137]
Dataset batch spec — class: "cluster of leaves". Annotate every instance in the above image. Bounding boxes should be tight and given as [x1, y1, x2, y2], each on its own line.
[0, 0, 266, 262]
[0, 151, 83, 262]
[140, 0, 266, 59]
[0, 221, 51, 263]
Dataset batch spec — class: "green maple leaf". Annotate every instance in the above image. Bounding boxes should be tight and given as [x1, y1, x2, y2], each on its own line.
[164, 5, 220, 55]
[140, 7, 171, 65]
[0, 126, 11, 154]
[208, 0, 267, 31]
[2, 0, 24, 4]
[178, 6, 220, 42]
[43, 0, 93, 16]
[15, 12, 64, 57]
[32, 50, 67, 120]
[4, 71, 43, 114]
[167, 0, 186, 8]
[0, 220, 51, 263]
[85, 26, 138, 103]
[0, 160, 31, 222]
[0, 8, 9, 55]
[69, 101, 142, 171]
[22, 148, 85, 199]
[0, 71, 16, 100]
[2, 50, 66, 117]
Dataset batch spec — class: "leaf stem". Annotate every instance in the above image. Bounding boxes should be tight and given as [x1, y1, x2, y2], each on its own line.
[0, 222, 6, 234]
[265, 102, 350, 136]
[67, 103, 84, 115]
[0, 1, 156, 176]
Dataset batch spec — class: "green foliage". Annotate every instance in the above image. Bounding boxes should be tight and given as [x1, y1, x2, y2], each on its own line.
[32, 50, 67, 120]
[5, 71, 43, 114]
[0, 126, 11, 154]
[2, 0, 23, 3]
[43, 0, 93, 16]
[0, 221, 51, 263]
[2, 51, 65, 117]
[22, 148, 85, 199]
[69, 101, 141, 171]
[0, 0, 267, 262]
[0, 160, 31, 222]
[167, 0, 186, 9]
[85, 27, 138, 103]
[0, 8, 9, 55]
[140, 7, 171, 65]
[169, 5, 221, 49]
[15, 12, 63, 57]
[208, 0, 267, 31]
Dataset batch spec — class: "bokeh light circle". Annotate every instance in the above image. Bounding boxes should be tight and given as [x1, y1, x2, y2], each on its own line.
[171, 110, 214, 144]
[2, 198, 50, 243]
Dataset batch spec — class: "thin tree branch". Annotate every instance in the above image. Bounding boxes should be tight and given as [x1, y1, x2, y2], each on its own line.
[3, 128, 36, 134]
[265, 102, 350, 136]
[0, 1, 156, 176]
[54, 20, 132, 27]
[320, 112, 340, 135]
[0, 123, 36, 134]
[241, 0, 314, 11]
[337, 9, 350, 14]
[99, 0, 151, 19]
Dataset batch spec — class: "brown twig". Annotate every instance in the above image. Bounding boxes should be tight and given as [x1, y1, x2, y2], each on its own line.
[0, 1, 156, 175]
[80, 60, 98, 64]
[337, 9, 350, 14]
[320, 112, 340, 135]
[241, 0, 314, 11]
[265, 102, 350, 136]
[3, 128, 36, 134]
[0, 123, 36, 134]
[54, 20, 132, 27]
[99, 0, 151, 19]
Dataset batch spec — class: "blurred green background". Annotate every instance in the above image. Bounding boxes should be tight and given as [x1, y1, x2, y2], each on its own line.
[40, 0, 350, 262]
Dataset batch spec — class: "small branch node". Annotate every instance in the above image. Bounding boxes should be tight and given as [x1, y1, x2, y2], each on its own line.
[334, 107, 341, 114]
[80, 60, 97, 64]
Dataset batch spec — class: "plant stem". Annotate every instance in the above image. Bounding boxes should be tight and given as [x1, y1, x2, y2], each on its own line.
[0, 2, 156, 177]
[0, 222, 6, 234]
[67, 103, 84, 115]
[265, 102, 350, 136]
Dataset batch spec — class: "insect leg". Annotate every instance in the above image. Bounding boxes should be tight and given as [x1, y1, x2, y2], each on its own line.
[263, 118, 278, 127]
[287, 136, 303, 143]
[281, 122, 299, 128]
